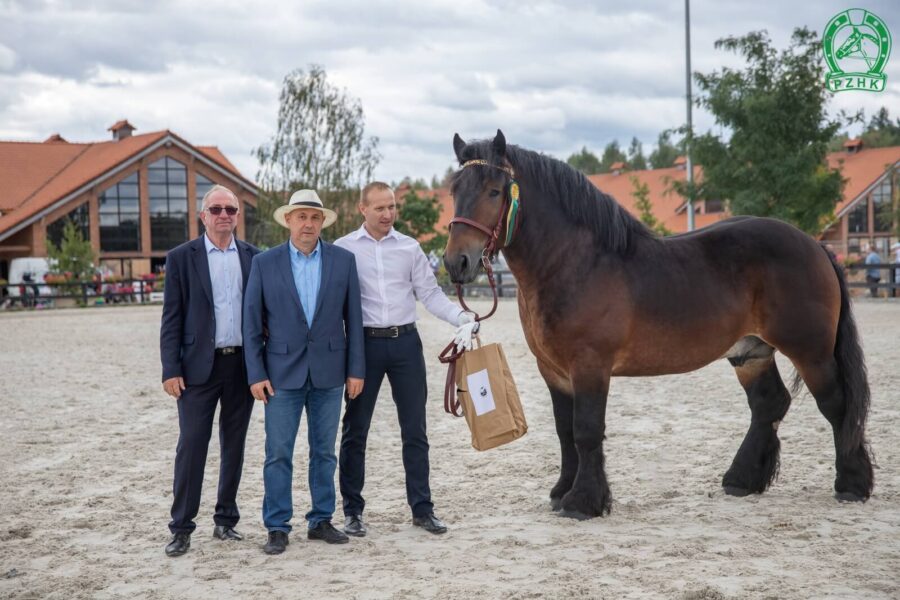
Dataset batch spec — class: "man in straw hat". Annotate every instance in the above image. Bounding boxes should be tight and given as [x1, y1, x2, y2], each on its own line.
[243, 189, 365, 555]
[160, 185, 260, 557]
[334, 181, 479, 538]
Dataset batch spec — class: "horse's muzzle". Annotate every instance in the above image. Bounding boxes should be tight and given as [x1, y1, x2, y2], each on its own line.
[444, 250, 482, 284]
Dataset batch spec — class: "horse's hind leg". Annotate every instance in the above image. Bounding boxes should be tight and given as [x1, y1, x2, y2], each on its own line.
[548, 387, 578, 511]
[723, 337, 791, 496]
[793, 356, 873, 501]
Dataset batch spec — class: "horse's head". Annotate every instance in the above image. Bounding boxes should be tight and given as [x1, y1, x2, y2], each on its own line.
[836, 27, 863, 59]
[444, 129, 515, 284]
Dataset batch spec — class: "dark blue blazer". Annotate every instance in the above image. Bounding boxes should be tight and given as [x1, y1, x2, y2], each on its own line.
[243, 240, 365, 390]
[159, 236, 260, 385]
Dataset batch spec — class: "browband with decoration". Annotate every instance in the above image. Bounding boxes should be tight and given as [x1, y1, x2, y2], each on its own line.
[461, 159, 515, 178]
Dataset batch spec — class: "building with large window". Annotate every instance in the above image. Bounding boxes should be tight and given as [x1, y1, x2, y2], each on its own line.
[0, 121, 258, 280]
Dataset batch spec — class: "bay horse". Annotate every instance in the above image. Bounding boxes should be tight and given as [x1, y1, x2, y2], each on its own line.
[443, 130, 874, 519]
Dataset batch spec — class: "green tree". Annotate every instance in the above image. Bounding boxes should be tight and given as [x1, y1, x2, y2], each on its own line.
[861, 107, 900, 148]
[45, 219, 96, 280]
[692, 28, 844, 233]
[254, 65, 380, 245]
[627, 137, 648, 170]
[394, 189, 447, 253]
[648, 130, 681, 169]
[566, 146, 602, 175]
[630, 176, 670, 236]
[599, 140, 627, 173]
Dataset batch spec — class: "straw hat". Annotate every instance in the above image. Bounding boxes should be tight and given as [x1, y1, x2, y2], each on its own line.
[273, 190, 338, 229]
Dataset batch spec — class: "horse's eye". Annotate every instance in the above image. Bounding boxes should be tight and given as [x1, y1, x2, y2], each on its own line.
[489, 189, 501, 198]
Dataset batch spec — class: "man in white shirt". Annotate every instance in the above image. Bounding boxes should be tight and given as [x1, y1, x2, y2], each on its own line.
[334, 181, 477, 536]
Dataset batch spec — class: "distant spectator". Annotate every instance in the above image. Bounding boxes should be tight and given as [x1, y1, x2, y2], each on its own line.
[864, 246, 882, 298]
[892, 242, 900, 289]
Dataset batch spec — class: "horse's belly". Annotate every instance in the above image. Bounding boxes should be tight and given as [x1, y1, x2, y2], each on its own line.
[611, 329, 745, 376]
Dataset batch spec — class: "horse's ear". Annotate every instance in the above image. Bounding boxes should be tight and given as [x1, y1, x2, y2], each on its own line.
[492, 129, 506, 157]
[453, 133, 467, 163]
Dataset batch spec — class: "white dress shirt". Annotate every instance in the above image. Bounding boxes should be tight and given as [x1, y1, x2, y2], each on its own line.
[334, 224, 463, 328]
[204, 234, 243, 347]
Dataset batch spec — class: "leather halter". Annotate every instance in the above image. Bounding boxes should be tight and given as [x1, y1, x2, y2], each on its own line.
[448, 159, 517, 263]
[438, 159, 520, 416]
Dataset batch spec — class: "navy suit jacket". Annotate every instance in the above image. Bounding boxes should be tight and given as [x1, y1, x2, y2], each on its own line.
[159, 236, 260, 385]
[243, 239, 365, 390]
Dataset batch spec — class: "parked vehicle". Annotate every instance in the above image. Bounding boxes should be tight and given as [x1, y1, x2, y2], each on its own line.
[6, 257, 52, 298]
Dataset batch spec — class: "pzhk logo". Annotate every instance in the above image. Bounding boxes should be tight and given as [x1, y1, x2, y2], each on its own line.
[823, 9, 891, 92]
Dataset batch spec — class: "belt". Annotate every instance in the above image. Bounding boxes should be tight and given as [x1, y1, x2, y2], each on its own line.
[364, 323, 416, 338]
[215, 346, 242, 355]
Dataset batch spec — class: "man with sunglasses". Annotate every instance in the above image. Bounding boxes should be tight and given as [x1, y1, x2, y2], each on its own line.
[160, 184, 260, 557]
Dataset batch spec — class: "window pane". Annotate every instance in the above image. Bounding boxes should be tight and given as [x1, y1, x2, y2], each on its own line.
[118, 183, 139, 199]
[119, 197, 139, 212]
[150, 198, 169, 214]
[168, 183, 187, 198]
[873, 180, 893, 233]
[148, 168, 167, 183]
[122, 173, 138, 184]
[168, 197, 187, 212]
[149, 183, 168, 199]
[167, 168, 186, 183]
[99, 195, 118, 213]
[149, 158, 167, 170]
[848, 199, 868, 234]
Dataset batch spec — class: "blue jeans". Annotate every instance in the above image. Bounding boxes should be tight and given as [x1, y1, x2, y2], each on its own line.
[262, 380, 343, 532]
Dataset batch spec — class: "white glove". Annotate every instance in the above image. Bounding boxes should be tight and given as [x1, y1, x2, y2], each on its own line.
[453, 311, 480, 352]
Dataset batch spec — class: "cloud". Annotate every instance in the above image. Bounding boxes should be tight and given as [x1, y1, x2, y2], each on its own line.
[0, 0, 898, 183]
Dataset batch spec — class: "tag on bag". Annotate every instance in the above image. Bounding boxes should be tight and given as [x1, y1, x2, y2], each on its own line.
[454, 339, 527, 451]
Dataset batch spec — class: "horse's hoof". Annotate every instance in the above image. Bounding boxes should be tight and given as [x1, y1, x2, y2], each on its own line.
[723, 485, 752, 497]
[550, 497, 563, 512]
[834, 491, 867, 503]
[557, 508, 593, 521]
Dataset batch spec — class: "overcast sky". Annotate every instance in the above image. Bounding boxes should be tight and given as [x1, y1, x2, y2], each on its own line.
[1, 0, 898, 185]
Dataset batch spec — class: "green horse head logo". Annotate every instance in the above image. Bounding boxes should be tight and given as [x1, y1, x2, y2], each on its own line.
[823, 9, 891, 92]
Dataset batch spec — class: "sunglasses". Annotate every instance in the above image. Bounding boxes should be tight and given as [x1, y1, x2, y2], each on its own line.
[207, 206, 239, 216]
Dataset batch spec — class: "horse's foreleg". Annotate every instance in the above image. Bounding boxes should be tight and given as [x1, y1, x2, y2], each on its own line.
[548, 387, 578, 511]
[558, 370, 612, 519]
[723, 344, 791, 496]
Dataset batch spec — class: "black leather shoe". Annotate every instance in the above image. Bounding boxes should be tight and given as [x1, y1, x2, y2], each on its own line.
[308, 521, 349, 544]
[263, 531, 289, 555]
[213, 525, 242, 541]
[412, 513, 448, 534]
[165, 532, 191, 557]
[343, 515, 367, 537]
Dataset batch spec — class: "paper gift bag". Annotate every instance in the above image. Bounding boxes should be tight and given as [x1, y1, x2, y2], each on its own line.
[454, 341, 527, 451]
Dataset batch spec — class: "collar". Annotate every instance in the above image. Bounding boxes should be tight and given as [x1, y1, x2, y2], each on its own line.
[204, 234, 237, 254]
[357, 223, 399, 242]
[290, 238, 321, 258]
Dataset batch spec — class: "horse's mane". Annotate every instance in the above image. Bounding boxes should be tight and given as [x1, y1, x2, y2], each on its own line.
[453, 140, 654, 255]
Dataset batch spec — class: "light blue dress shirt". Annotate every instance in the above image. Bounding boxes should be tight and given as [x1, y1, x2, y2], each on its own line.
[289, 239, 322, 325]
[204, 234, 243, 348]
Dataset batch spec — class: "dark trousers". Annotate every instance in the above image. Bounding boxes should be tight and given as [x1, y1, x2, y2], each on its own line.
[866, 275, 880, 298]
[169, 352, 254, 534]
[339, 330, 433, 518]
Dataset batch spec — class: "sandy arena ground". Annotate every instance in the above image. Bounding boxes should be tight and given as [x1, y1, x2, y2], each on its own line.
[0, 299, 898, 599]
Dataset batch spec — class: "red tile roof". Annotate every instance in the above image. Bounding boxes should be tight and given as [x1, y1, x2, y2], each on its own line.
[827, 145, 900, 216]
[0, 129, 255, 238]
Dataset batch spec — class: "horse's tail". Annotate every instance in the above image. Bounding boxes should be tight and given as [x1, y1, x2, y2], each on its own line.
[824, 248, 870, 455]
